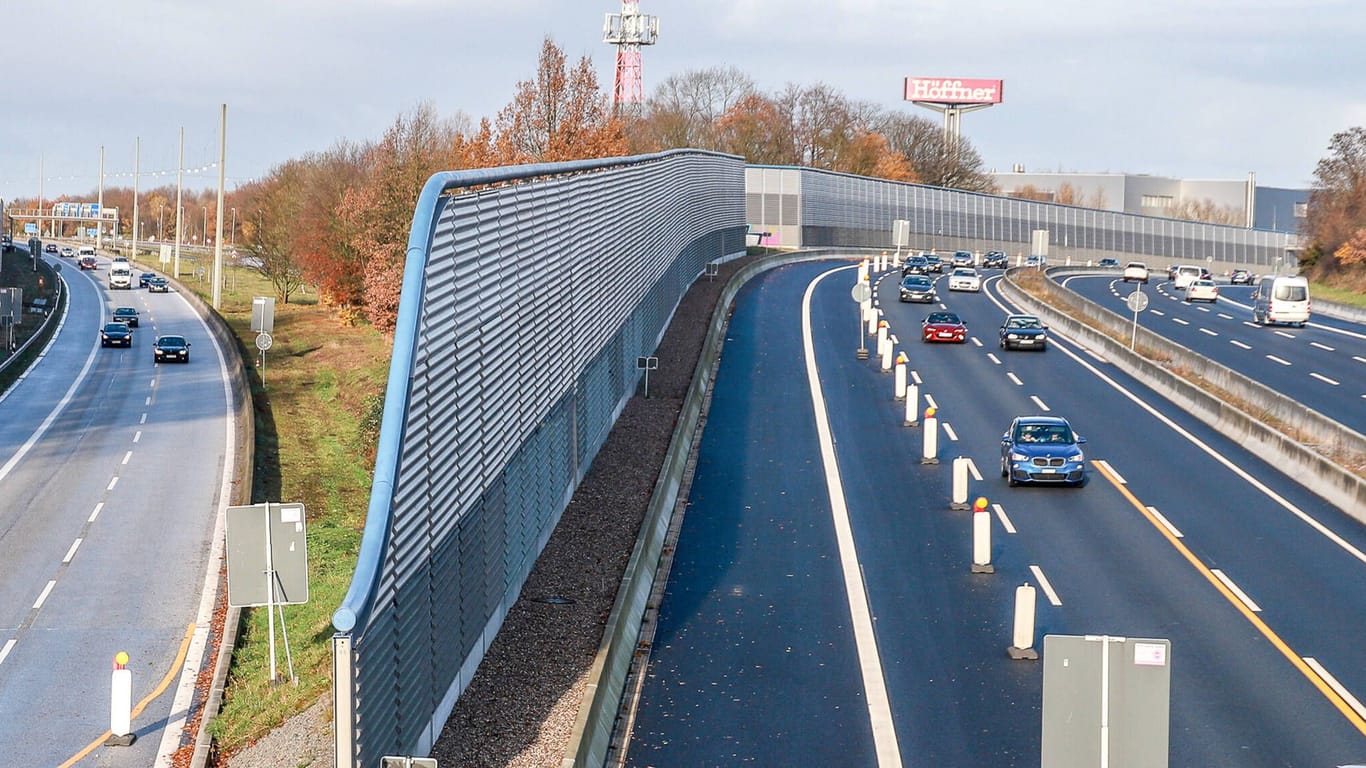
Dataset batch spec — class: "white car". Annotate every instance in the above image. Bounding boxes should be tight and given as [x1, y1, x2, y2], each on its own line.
[1185, 279, 1219, 303]
[1122, 262, 1149, 283]
[947, 267, 982, 292]
[1173, 265, 1203, 289]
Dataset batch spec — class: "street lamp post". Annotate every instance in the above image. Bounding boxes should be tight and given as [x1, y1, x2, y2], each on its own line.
[158, 204, 164, 241]
[230, 207, 236, 248]
[202, 205, 208, 246]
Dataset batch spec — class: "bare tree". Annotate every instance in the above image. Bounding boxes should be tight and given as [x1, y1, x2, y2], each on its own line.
[636, 66, 757, 151]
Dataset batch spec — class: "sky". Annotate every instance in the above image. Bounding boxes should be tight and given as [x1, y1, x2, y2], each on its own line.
[3, 0, 1363, 204]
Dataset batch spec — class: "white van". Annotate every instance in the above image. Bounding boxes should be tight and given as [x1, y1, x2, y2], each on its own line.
[78, 245, 96, 257]
[109, 262, 133, 289]
[1251, 275, 1310, 327]
[1173, 265, 1203, 290]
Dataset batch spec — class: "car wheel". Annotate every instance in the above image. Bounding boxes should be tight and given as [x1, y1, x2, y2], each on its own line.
[1007, 472, 1019, 487]
[1000, 457, 1008, 478]
[999, 337, 1006, 349]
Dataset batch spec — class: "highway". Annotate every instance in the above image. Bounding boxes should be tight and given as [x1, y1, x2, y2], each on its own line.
[0, 251, 233, 766]
[1061, 271, 1366, 433]
[623, 259, 1366, 766]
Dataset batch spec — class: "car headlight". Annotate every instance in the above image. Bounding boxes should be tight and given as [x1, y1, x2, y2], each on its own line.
[1006, 333, 1019, 339]
[1010, 453, 1028, 462]
[1072, 452, 1084, 463]
[1037, 333, 1046, 340]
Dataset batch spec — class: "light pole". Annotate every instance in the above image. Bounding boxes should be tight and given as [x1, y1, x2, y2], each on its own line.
[202, 205, 208, 246]
[230, 207, 236, 248]
[158, 204, 164, 241]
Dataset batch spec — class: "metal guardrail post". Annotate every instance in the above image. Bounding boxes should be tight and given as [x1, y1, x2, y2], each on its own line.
[333, 633, 356, 768]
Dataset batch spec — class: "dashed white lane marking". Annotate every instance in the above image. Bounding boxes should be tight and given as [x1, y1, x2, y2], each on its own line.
[106, 477, 118, 491]
[1093, 460, 1124, 484]
[1196, 305, 1211, 313]
[145, 397, 152, 406]
[139, 413, 147, 425]
[804, 267, 903, 767]
[134, 430, 142, 443]
[1147, 506, 1183, 538]
[1266, 355, 1292, 366]
[0, 639, 16, 666]
[987, 353, 1002, 365]
[1199, 328, 1218, 337]
[150, 378, 156, 388]
[1310, 342, 1335, 351]
[1217, 313, 1234, 320]
[1029, 395, 1050, 412]
[33, 580, 57, 610]
[1172, 317, 1190, 326]
[1310, 372, 1340, 386]
[122, 451, 132, 465]
[1030, 565, 1063, 606]
[911, 371, 922, 385]
[970, 337, 982, 348]
[1231, 340, 1252, 350]
[1304, 658, 1366, 722]
[966, 459, 982, 482]
[924, 394, 939, 410]
[993, 503, 1016, 534]
[1243, 321, 1260, 328]
[1152, 310, 1166, 317]
[89, 503, 103, 523]
[62, 538, 83, 564]
[1355, 356, 1366, 365]
[1212, 569, 1262, 612]
[942, 423, 959, 442]
[890, 334, 899, 345]
[1006, 372, 1023, 386]
[1275, 331, 1296, 339]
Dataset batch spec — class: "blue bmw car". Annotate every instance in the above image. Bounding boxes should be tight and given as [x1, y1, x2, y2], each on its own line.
[1000, 416, 1086, 487]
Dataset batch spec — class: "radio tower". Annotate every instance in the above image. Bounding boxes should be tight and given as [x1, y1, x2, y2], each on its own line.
[603, 0, 659, 108]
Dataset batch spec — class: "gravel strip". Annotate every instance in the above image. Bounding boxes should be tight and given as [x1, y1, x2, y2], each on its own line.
[222, 253, 760, 768]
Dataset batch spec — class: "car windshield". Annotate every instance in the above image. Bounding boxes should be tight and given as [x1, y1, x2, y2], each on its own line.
[1016, 423, 1074, 444]
[103, 323, 127, 332]
[1006, 316, 1041, 329]
[909, 257, 926, 265]
[953, 269, 975, 277]
[927, 312, 960, 324]
[902, 277, 930, 287]
[158, 337, 186, 348]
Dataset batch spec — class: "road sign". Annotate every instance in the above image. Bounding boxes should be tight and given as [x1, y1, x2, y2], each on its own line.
[851, 282, 872, 303]
[1126, 290, 1149, 313]
[1043, 634, 1170, 768]
[255, 332, 273, 352]
[226, 502, 309, 607]
[252, 296, 276, 333]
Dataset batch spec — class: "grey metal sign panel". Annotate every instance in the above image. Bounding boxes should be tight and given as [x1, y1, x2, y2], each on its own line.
[251, 296, 275, 333]
[1042, 634, 1170, 768]
[226, 502, 309, 608]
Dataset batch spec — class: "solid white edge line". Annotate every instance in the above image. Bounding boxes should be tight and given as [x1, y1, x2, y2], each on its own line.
[1210, 569, 1262, 612]
[1309, 372, 1340, 386]
[795, 266, 903, 767]
[1029, 565, 1062, 606]
[1093, 460, 1125, 484]
[1029, 395, 1050, 412]
[992, 503, 1016, 534]
[156, 277, 240, 765]
[1145, 506, 1183, 538]
[33, 580, 57, 610]
[1303, 658, 1366, 722]
[62, 538, 82, 564]
[942, 422, 959, 442]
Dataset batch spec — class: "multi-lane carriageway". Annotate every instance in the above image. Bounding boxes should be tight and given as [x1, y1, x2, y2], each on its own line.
[622, 260, 1366, 766]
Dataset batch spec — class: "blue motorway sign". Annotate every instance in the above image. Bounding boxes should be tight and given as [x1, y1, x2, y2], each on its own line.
[24, 223, 36, 234]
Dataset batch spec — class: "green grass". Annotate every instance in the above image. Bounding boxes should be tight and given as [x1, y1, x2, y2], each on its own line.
[1309, 281, 1366, 308]
[168, 255, 389, 755]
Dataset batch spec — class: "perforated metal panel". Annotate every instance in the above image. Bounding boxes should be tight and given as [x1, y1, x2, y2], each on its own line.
[332, 151, 746, 765]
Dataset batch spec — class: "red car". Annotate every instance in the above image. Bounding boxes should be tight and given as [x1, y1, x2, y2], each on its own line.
[922, 311, 967, 343]
[79, 256, 98, 270]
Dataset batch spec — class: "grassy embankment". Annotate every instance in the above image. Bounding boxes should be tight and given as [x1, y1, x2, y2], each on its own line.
[167, 255, 389, 755]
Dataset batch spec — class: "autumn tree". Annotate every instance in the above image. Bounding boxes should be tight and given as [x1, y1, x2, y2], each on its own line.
[633, 67, 758, 152]
[877, 112, 995, 192]
[241, 162, 307, 303]
[291, 142, 369, 311]
[714, 93, 790, 164]
[1306, 126, 1366, 265]
[495, 37, 628, 164]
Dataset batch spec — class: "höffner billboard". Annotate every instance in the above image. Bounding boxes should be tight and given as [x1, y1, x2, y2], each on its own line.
[904, 77, 1003, 105]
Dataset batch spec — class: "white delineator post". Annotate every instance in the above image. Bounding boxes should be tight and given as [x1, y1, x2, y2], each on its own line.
[893, 353, 907, 399]
[971, 496, 994, 573]
[1008, 583, 1040, 660]
[951, 456, 970, 509]
[866, 304, 877, 336]
[904, 383, 919, 426]
[107, 651, 135, 746]
[921, 407, 939, 463]
[880, 339, 893, 372]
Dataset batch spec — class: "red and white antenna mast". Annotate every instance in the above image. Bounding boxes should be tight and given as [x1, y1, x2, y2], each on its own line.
[603, 0, 659, 107]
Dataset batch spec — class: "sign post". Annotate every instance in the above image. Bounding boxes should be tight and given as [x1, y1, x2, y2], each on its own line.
[1126, 288, 1149, 350]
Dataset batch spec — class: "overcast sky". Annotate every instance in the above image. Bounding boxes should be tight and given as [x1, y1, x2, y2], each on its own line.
[3, 0, 1362, 203]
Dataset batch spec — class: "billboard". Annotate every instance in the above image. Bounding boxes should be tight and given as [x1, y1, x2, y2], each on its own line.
[904, 77, 1003, 105]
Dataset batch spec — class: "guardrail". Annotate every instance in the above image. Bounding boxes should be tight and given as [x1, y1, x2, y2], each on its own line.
[1000, 266, 1366, 517]
[0, 254, 66, 391]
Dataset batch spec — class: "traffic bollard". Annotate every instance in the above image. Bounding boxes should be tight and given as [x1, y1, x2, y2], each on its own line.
[904, 383, 919, 426]
[894, 353, 907, 399]
[951, 456, 970, 509]
[971, 497, 993, 573]
[107, 651, 136, 746]
[881, 340, 893, 372]
[1008, 583, 1040, 660]
[921, 407, 939, 463]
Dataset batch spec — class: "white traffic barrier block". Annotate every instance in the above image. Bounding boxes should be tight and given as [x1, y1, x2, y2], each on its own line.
[860, 259, 870, 282]
[1008, 583, 1040, 660]
[866, 305, 877, 336]
[904, 383, 919, 426]
[107, 651, 136, 746]
[881, 341, 893, 372]
[951, 456, 970, 509]
[971, 497, 993, 573]
[876, 320, 888, 352]
[921, 409, 939, 463]
[894, 353, 907, 399]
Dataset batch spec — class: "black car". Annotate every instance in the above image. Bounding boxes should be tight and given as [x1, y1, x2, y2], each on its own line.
[923, 254, 944, 273]
[999, 314, 1048, 351]
[100, 322, 133, 347]
[981, 251, 1007, 269]
[148, 276, 170, 293]
[112, 307, 140, 327]
[902, 255, 930, 276]
[139, 271, 156, 288]
[44, 243, 58, 253]
[1000, 415, 1086, 487]
[153, 335, 191, 363]
[898, 275, 937, 303]
[1098, 257, 1121, 269]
